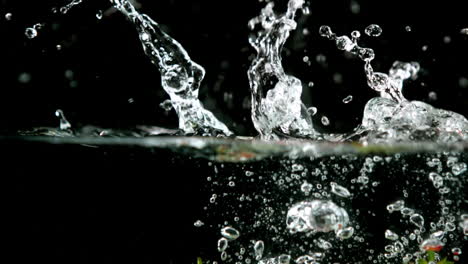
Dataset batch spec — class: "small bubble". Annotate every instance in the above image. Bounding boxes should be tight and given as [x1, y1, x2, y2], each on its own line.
[5, 13, 12, 21]
[428, 91, 437, 100]
[460, 28, 468, 35]
[308, 81, 314, 88]
[365, 24, 382, 37]
[218, 237, 228, 252]
[25, 27, 38, 39]
[96, 10, 103, 20]
[56, 44, 62, 51]
[321, 116, 330, 126]
[422, 45, 428, 51]
[160, 99, 172, 111]
[221, 226, 240, 240]
[405, 26, 412, 32]
[342, 95, 353, 104]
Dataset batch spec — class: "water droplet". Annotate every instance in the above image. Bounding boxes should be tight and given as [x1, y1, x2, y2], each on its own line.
[342, 95, 353, 104]
[330, 182, 351, 197]
[405, 26, 412, 32]
[55, 109, 72, 130]
[385, 229, 399, 241]
[365, 24, 382, 37]
[194, 220, 204, 227]
[5, 13, 12, 21]
[351, 30, 361, 41]
[461, 28, 468, 35]
[217, 237, 228, 252]
[335, 36, 355, 51]
[358, 48, 375, 61]
[319, 25, 333, 39]
[221, 226, 240, 240]
[25, 27, 38, 39]
[160, 99, 173, 111]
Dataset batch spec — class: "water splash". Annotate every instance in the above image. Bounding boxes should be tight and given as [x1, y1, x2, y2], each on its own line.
[320, 25, 468, 143]
[247, 0, 317, 140]
[110, 0, 232, 136]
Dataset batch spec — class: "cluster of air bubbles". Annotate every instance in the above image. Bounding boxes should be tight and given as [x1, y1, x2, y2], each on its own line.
[286, 200, 352, 238]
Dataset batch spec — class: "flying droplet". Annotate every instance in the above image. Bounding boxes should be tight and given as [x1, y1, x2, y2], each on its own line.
[335, 36, 355, 51]
[160, 99, 173, 111]
[193, 220, 204, 227]
[365, 24, 382, 37]
[319, 25, 333, 39]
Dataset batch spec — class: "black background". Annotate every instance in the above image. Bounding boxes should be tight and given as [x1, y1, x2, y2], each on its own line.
[0, 0, 467, 135]
[1, 1, 468, 264]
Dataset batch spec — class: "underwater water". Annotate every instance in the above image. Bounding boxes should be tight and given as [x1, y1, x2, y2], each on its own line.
[1, 0, 468, 264]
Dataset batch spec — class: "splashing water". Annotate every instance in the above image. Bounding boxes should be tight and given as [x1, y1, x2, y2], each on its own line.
[4, 2, 468, 264]
[110, 0, 232, 136]
[247, 0, 317, 140]
[319, 25, 468, 143]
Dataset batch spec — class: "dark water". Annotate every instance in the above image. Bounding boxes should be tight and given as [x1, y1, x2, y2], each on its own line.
[2, 137, 467, 264]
